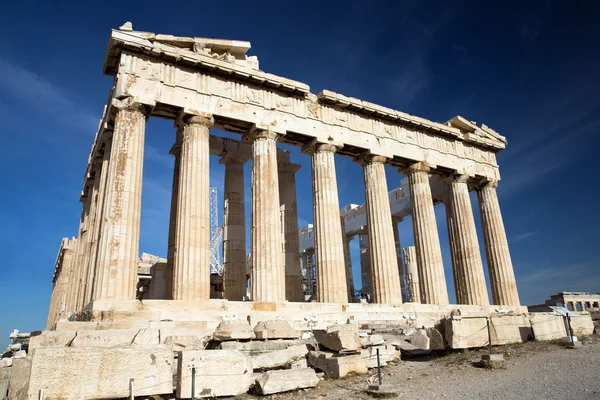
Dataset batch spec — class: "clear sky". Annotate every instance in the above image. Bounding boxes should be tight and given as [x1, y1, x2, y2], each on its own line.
[1, 1, 599, 343]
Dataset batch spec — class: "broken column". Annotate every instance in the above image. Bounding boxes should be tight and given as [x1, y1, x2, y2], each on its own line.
[172, 113, 213, 300]
[247, 128, 285, 302]
[221, 154, 249, 301]
[94, 98, 148, 300]
[403, 246, 420, 303]
[446, 174, 489, 306]
[359, 231, 372, 297]
[361, 155, 402, 304]
[477, 180, 520, 306]
[278, 161, 303, 302]
[404, 162, 449, 305]
[303, 141, 348, 303]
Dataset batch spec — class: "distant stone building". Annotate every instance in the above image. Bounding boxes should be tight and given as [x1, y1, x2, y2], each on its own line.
[529, 292, 600, 312]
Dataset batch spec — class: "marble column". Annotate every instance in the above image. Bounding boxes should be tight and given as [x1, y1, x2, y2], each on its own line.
[405, 162, 449, 305]
[94, 100, 148, 300]
[392, 217, 406, 301]
[70, 192, 91, 314]
[341, 221, 355, 302]
[62, 239, 78, 316]
[361, 155, 402, 304]
[172, 114, 213, 301]
[247, 129, 285, 302]
[221, 154, 248, 301]
[359, 231, 372, 297]
[403, 246, 420, 303]
[477, 180, 520, 306]
[84, 142, 111, 305]
[446, 175, 489, 306]
[278, 162, 303, 302]
[165, 130, 182, 300]
[304, 142, 348, 303]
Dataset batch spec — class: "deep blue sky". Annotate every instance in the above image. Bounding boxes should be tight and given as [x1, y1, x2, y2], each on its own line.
[1, 1, 599, 342]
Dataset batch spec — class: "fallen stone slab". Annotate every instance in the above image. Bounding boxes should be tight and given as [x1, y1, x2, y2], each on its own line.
[255, 368, 319, 395]
[218, 339, 298, 354]
[390, 340, 431, 357]
[313, 324, 361, 352]
[28, 345, 173, 400]
[411, 329, 430, 350]
[158, 328, 213, 344]
[360, 334, 385, 347]
[254, 320, 301, 339]
[214, 321, 256, 341]
[361, 345, 400, 368]
[308, 351, 368, 379]
[9, 357, 31, 400]
[177, 350, 253, 398]
[251, 344, 309, 371]
[164, 335, 208, 351]
[480, 353, 504, 369]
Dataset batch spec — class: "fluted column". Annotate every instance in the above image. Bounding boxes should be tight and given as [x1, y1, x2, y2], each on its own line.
[247, 129, 285, 302]
[61, 239, 78, 318]
[446, 175, 489, 306]
[361, 155, 402, 304]
[165, 130, 182, 300]
[172, 114, 213, 301]
[278, 162, 303, 302]
[403, 246, 420, 303]
[405, 162, 449, 305]
[392, 217, 406, 301]
[341, 222, 355, 302]
[94, 99, 148, 300]
[304, 142, 347, 303]
[477, 180, 520, 306]
[221, 154, 248, 301]
[359, 231, 371, 297]
[69, 194, 90, 314]
[85, 142, 111, 305]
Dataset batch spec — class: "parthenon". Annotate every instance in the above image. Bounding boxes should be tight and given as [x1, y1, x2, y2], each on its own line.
[45, 23, 521, 329]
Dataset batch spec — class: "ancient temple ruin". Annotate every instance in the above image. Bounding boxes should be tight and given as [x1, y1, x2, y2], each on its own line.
[47, 24, 520, 326]
[15, 23, 593, 400]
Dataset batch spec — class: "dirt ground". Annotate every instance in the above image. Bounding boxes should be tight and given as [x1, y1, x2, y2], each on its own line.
[247, 336, 600, 399]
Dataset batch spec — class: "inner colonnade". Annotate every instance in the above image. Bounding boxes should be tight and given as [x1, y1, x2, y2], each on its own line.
[47, 27, 521, 328]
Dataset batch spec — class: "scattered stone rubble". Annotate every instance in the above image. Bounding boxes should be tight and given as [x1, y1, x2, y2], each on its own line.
[2, 311, 597, 399]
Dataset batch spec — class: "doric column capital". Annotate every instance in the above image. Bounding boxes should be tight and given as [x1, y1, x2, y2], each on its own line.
[111, 97, 152, 116]
[392, 216, 404, 224]
[301, 138, 342, 155]
[278, 162, 301, 174]
[441, 173, 470, 185]
[219, 154, 249, 165]
[243, 127, 281, 142]
[401, 161, 436, 175]
[169, 128, 184, 156]
[176, 112, 214, 129]
[475, 177, 499, 191]
[355, 152, 388, 166]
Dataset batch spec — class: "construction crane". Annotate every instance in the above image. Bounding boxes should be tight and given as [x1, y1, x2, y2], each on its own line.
[209, 187, 223, 275]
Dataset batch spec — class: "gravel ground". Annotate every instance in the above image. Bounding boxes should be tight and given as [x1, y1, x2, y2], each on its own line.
[249, 336, 600, 400]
